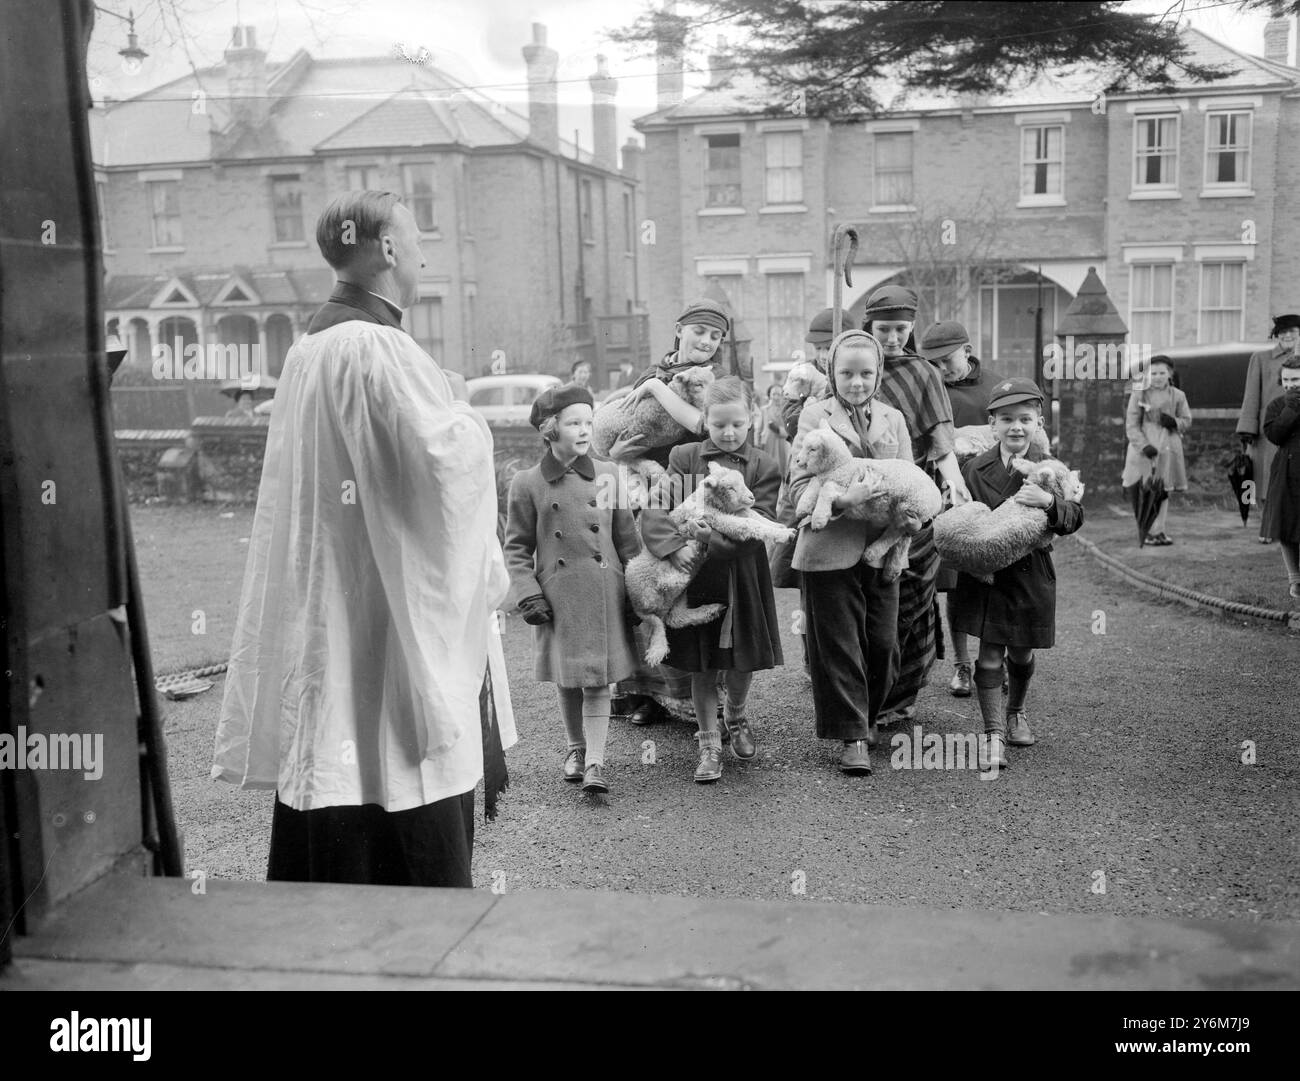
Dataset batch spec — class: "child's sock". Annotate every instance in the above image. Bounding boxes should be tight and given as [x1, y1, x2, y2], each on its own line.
[1006, 657, 1035, 713]
[1281, 542, 1300, 586]
[974, 665, 1006, 735]
[697, 730, 722, 752]
[581, 686, 611, 767]
[558, 687, 585, 751]
[722, 670, 754, 722]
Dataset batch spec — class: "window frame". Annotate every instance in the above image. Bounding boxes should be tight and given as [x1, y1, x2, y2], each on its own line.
[1196, 260, 1246, 343]
[146, 179, 183, 249]
[871, 130, 914, 211]
[1203, 109, 1252, 192]
[400, 162, 438, 233]
[1127, 262, 1176, 349]
[703, 132, 743, 209]
[406, 296, 444, 359]
[763, 130, 803, 207]
[270, 175, 305, 244]
[764, 271, 806, 367]
[1132, 114, 1180, 193]
[1018, 124, 1066, 207]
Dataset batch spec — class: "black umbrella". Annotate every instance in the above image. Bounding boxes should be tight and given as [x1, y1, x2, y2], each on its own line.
[1130, 432, 1168, 546]
[1225, 447, 1253, 526]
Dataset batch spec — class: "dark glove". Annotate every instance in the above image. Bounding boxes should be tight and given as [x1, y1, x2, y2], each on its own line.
[518, 594, 553, 625]
[1142, 444, 1159, 460]
[1159, 413, 1178, 431]
[1239, 434, 1255, 448]
[623, 595, 642, 628]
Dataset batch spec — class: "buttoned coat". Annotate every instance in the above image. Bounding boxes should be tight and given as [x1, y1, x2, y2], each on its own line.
[787, 395, 916, 573]
[1236, 344, 1291, 503]
[504, 453, 641, 687]
[947, 446, 1084, 648]
[1262, 391, 1300, 542]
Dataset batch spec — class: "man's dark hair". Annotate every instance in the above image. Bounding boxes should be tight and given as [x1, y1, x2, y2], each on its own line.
[570, 358, 591, 376]
[315, 190, 403, 271]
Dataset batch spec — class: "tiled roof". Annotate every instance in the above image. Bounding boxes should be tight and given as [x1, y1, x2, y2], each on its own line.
[90, 53, 596, 167]
[634, 26, 1299, 127]
[104, 268, 335, 310]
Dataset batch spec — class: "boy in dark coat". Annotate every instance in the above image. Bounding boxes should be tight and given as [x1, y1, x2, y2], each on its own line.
[949, 378, 1083, 770]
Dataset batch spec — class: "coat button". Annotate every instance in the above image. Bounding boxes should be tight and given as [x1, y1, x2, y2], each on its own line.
[557, 558, 566, 567]
[552, 502, 560, 510]
[554, 530, 562, 538]
[597, 557, 608, 568]
[588, 499, 597, 507]
[590, 524, 599, 532]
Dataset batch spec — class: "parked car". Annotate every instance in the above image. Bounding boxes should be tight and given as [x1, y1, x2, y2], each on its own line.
[466, 374, 562, 426]
[1138, 341, 1273, 411]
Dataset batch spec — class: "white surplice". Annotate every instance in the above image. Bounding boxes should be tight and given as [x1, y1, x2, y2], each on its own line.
[212, 321, 510, 811]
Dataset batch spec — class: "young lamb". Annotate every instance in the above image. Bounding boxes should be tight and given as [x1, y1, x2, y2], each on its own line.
[624, 462, 794, 666]
[790, 427, 943, 582]
[933, 457, 1085, 582]
[592, 367, 716, 485]
[782, 361, 830, 402]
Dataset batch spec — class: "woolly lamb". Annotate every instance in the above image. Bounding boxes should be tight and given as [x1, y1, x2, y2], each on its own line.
[790, 427, 943, 582]
[933, 457, 1085, 582]
[625, 462, 794, 666]
[592, 367, 715, 485]
[782, 361, 829, 402]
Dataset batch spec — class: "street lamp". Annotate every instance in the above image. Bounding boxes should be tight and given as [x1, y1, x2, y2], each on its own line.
[94, 5, 149, 63]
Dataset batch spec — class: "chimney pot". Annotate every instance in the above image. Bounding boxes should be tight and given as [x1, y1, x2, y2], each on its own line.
[522, 22, 560, 152]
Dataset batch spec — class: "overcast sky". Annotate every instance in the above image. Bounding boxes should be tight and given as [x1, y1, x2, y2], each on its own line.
[85, 0, 1285, 152]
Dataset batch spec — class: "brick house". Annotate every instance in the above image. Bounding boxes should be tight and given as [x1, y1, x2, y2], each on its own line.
[91, 23, 647, 426]
[635, 20, 1300, 385]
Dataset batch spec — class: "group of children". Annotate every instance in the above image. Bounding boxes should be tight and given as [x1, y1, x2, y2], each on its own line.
[504, 295, 1085, 793]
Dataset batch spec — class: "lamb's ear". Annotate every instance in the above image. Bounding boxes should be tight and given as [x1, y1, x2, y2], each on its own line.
[707, 461, 726, 477]
[1010, 457, 1033, 476]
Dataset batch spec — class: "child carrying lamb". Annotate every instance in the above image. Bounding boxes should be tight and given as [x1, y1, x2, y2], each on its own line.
[638, 377, 785, 784]
[948, 378, 1084, 771]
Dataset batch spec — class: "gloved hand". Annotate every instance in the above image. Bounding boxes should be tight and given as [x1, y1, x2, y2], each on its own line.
[1159, 413, 1178, 431]
[1142, 444, 1159, 460]
[1239, 434, 1255, 448]
[518, 594, 553, 625]
[623, 595, 642, 628]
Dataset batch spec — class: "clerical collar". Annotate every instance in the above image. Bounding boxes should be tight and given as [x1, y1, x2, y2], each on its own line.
[540, 450, 596, 482]
[365, 289, 403, 321]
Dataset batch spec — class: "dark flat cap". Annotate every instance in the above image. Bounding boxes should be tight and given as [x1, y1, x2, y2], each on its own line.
[986, 377, 1046, 412]
[919, 320, 971, 360]
[862, 285, 918, 322]
[806, 308, 853, 344]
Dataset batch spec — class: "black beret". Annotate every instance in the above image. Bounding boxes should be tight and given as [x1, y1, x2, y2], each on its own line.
[529, 382, 595, 430]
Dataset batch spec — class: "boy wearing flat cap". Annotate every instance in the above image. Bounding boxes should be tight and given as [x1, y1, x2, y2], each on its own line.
[948, 378, 1083, 770]
[504, 383, 642, 795]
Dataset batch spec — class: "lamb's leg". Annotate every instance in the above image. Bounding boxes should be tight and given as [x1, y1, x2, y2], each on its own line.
[642, 614, 670, 667]
[880, 536, 911, 582]
[810, 482, 841, 531]
[665, 595, 727, 628]
[794, 479, 821, 521]
[711, 512, 795, 546]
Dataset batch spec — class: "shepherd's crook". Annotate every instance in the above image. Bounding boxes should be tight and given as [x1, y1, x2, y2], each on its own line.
[830, 225, 859, 340]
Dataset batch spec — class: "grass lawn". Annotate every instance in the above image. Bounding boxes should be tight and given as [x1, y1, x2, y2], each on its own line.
[1077, 501, 1294, 612]
[131, 502, 256, 675]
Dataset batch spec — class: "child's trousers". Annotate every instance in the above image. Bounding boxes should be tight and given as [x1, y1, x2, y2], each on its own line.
[802, 562, 900, 741]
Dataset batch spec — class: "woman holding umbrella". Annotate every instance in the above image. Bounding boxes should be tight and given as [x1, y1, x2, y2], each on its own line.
[1236, 315, 1300, 543]
[1121, 356, 1191, 545]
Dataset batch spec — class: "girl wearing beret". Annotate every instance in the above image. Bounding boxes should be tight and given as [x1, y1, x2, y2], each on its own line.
[504, 384, 641, 795]
[604, 299, 735, 729]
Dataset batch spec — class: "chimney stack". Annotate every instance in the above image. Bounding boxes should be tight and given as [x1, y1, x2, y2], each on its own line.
[656, 1, 685, 110]
[225, 25, 269, 127]
[707, 36, 733, 89]
[621, 136, 642, 180]
[522, 23, 559, 152]
[589, 55, 618, 171]
[1263, 16, 1291, 65]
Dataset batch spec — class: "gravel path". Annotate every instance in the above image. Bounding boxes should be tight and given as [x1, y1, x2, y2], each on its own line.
[165, 539, 1298, 921]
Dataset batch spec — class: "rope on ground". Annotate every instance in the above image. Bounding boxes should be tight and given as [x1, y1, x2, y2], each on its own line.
[155, 662, 229, 690]
[1069, 534, 1300, 631]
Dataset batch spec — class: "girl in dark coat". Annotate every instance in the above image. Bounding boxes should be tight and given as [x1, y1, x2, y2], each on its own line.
[639, 377, 784, 783]
[1262, 356, 1300, 598]
[604, 299, 732, 726]
[948, 379, 1083, 770]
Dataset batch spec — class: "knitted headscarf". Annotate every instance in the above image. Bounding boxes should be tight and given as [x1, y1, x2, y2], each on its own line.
[826, 330, 884, 412]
